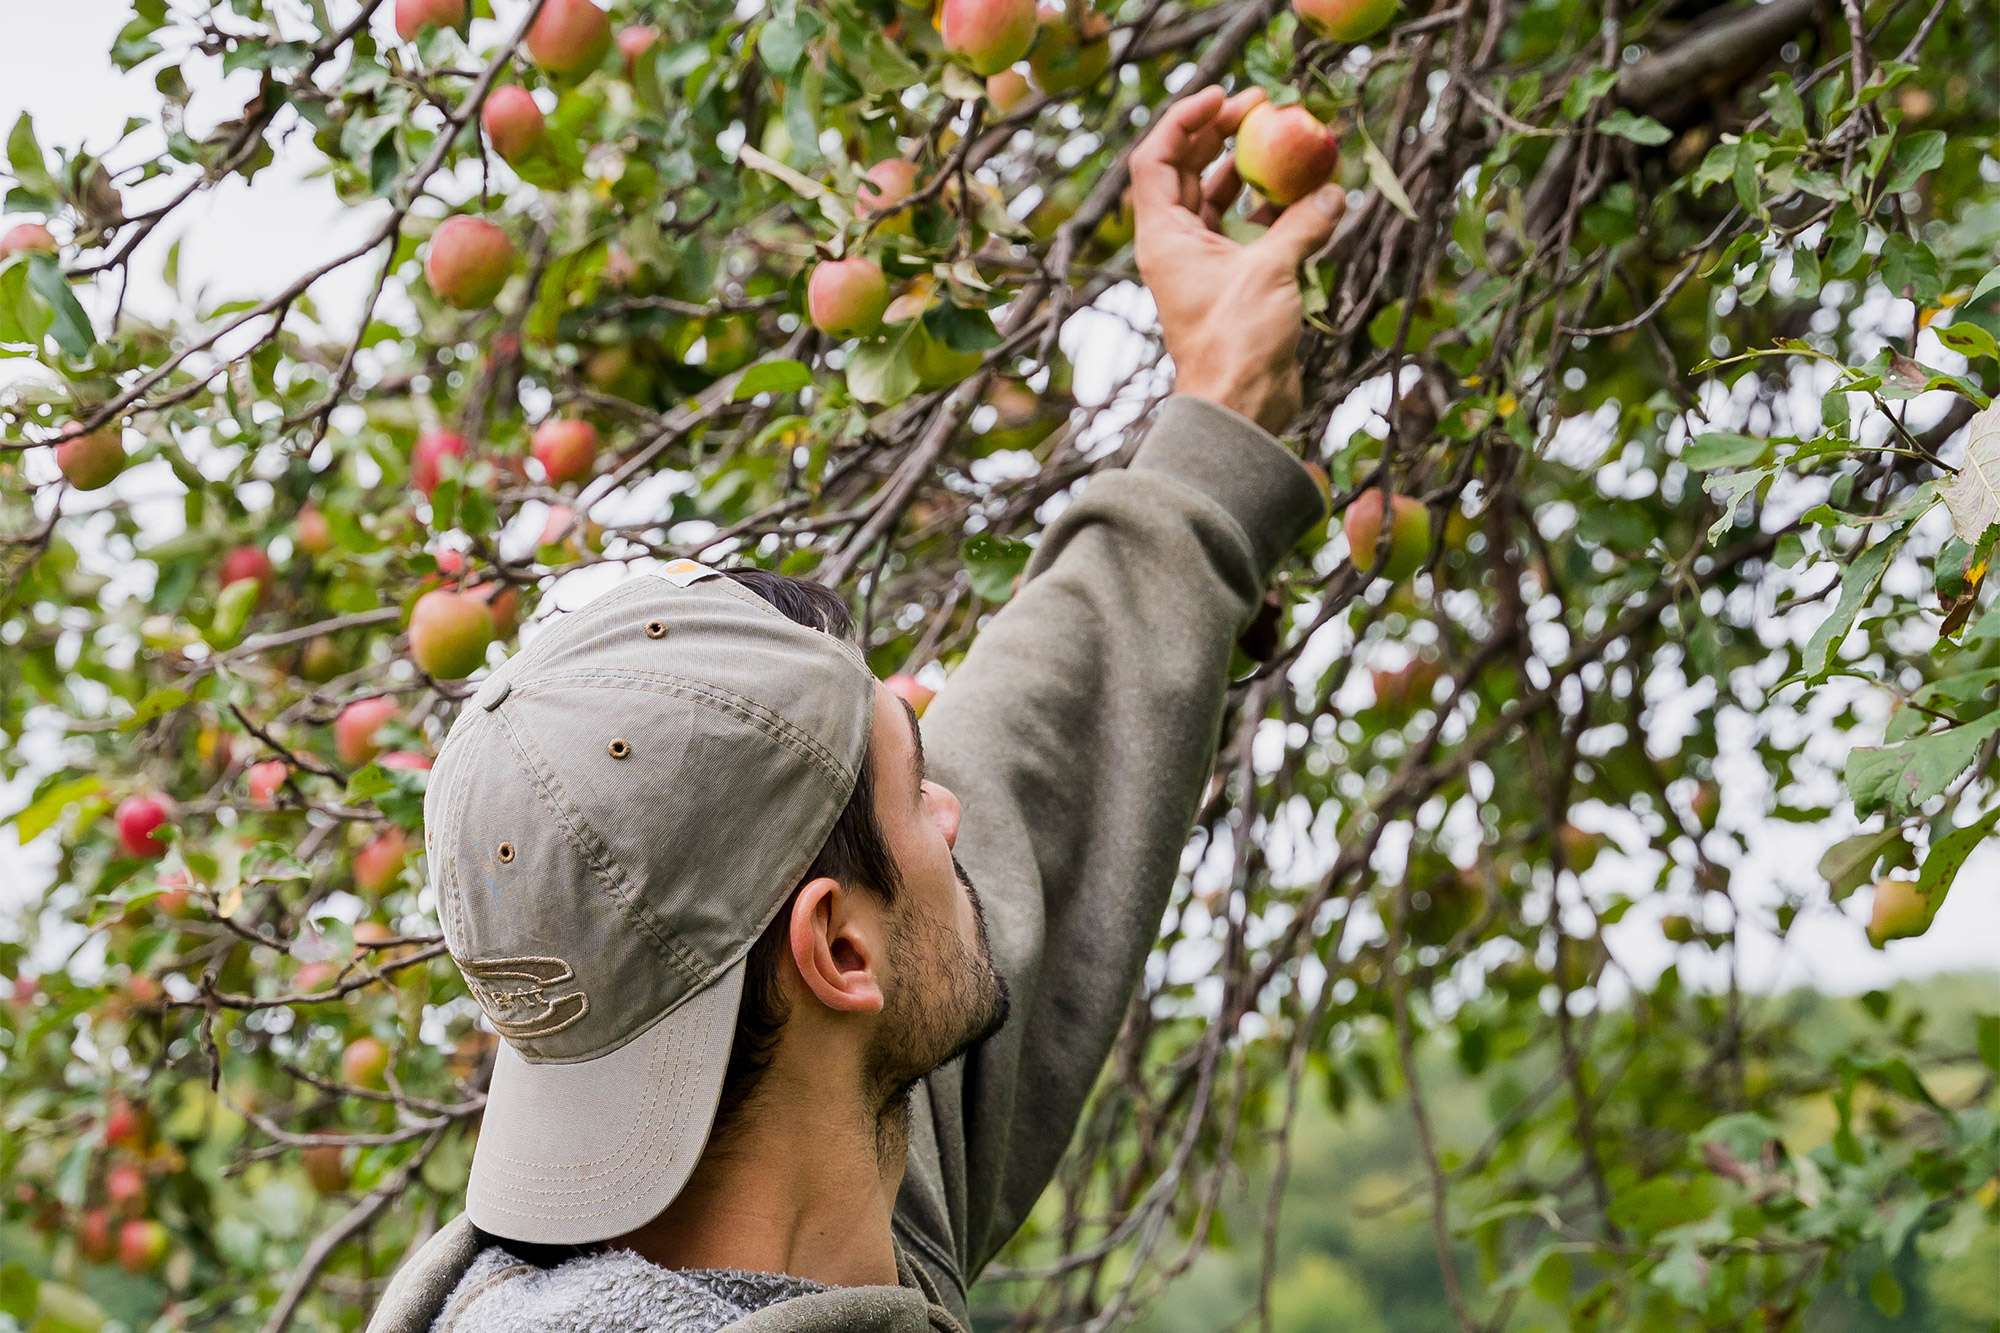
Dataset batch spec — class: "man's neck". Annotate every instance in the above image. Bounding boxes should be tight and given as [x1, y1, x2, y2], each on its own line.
[609, 1089, 911, 1288]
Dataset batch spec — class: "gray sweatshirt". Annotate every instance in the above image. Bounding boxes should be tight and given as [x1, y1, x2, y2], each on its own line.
[367, 395, 1330, 1333]
[429, 1245, 826, 1331]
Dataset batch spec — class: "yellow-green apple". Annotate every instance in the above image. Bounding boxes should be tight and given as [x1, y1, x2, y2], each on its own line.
[1866, 876, 1930, 947]
[807, 257, 890, 337]
[334, 697, 398, 767]
[409, 429, 468, 497]
[616, 23, 659, 73]
[1661, 913, 1697, 944]
[354, 829, 408, 894]
[294, 504, 333, 556]
[409, 587, 494, 679]
[56, 423, 125, 491]
[117, 1218, 170, 1274]
[531, 418, 598, 485]
[246, 760, 289, 806]
[986, 69, 1032, 113]
[1293, 0, 1397, 41]
[115, 795, 170, 859]
[480, 86, 546, 164]
[394, 0, 465, 41]
[940, 0, 1038, 75]
[0, 222, 56, 258]
[299, 634, 343, 682]
[885, 673, 935, 717]
[1233, 101, 1340, 206]
[1028, 6, 1111, 95]
[302, 1144, 350, 1195]
[342, 1036, 391, 1089]
[1343, 489, 1430, 581]
[526, 0, 611, 74]
[425, 215, 514, 309]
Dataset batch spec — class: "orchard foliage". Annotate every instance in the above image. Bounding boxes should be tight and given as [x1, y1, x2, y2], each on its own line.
[2, 0, 1998, 1329]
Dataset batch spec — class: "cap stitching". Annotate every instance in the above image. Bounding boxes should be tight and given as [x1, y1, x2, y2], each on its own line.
[493, 707, 709, 990]
[699, 573, 873, 676]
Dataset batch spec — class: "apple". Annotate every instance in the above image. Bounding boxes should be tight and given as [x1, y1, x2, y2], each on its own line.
[79, 1208, 116, 1263]
[858, 159, 920, 226]
[102, 1097, 147, 1149]
[410, 430, 469, 497]
[302, 1144, 350, 1195]
[394, 0, 465, 41]
[220, 544, 273, 604]
[342, 1036, 391, 1089]
[1866, 876, 1930, 947]
[617, 24, 659, 73]
[409, 587, 494, 679]
[334, 696, 398, 767]
[526, 0, 611, 75]
[986, 68, 1032, 114]
[115, 795, 170, 859]
[295, 961, 340, 993]
[531, 418, 599, 485]
[246, 760, 289, 806]
[426, 215, 514, 309]
[1370, 656, 1440, 712]
[1234, 101, 1340, 206]
[1556, 822, 1604, 874]
[807, 257, 891, 338]
[378, 750, 432, 772]
[1293, 0, 1398, 42]
[0, 222, 57, 259]
[1554, 935, 1603, 991]
[481, 86, 546, 164]
[295, 504, 334, 556]
[940, 0, 1038, 75]
[1661, 913, 1697, 944]
[885, 673, 935, 718]
[353, 920, 400, 948]
[55, 422, 125, 491]
[354, 829, 408, 894]
[471, 578, 521, 639]
[105, 1161, 146, 1213]
[299, 634, 344, 682]
[1027, 6, 1111, 95]
[1343, 489, 1430, 581]
[117, 1218, 170, 1274]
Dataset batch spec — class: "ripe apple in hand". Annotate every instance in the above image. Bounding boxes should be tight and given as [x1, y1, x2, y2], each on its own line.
[409, 588, 494, 679]
[532, 418, 599, 485]
[335, 696, 398, 767]
[481, 87, 546, 164]
[940, 0, 1038, 75]
[410, 430, 469, 497]
[807, 257, 891, 338]
[426, 216, 514, 309]
[526, 0, 611, 74]
[1343, 489, 1430, 581]
[1294, 0, 1398, 42]
[116, 795, 170, 859]
[56, 423, 125, 491]
[1234, 102, 1340, 206]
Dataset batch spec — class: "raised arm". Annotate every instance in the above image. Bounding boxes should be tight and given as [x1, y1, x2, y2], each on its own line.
[901, 87, 1346, 1276]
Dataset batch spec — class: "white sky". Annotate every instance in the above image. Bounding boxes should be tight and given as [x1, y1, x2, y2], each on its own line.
[2, 7, 1994, 997]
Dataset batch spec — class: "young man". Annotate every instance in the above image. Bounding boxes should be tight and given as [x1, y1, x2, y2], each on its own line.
[368, 85, 1343, 1332]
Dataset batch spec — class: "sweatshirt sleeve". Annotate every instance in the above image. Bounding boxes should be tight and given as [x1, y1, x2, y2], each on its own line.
[905, 394, 1329, 1277]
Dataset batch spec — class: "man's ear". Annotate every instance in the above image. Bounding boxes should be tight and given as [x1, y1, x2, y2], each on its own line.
[785, 876, 888, 1016]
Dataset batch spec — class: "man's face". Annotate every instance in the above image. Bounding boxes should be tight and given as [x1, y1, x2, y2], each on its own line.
[860, 679, 1011, 1108]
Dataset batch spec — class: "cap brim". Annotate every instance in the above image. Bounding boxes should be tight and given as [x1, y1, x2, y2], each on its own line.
[465, 954, 746, 1245]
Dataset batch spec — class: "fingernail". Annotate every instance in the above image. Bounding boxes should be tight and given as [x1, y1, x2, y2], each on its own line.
[1314, 184, 1344, 213]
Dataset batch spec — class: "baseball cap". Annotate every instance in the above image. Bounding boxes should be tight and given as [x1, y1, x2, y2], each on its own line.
[422, 557, 876, 1244]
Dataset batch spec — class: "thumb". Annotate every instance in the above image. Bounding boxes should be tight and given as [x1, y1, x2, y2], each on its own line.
[1252, 183, 1345, 271]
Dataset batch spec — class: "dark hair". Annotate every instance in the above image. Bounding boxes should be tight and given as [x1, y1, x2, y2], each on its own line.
[473, 568, 903, 1268]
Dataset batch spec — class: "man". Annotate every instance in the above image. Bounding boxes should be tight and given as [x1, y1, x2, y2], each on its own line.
[369, 84, 1343, 1332]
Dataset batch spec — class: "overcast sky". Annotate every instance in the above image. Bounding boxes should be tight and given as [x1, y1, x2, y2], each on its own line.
[3, 6, 1994, 999]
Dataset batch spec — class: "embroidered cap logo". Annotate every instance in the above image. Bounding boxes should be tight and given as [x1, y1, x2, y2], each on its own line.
[461, 955, 591, 1041]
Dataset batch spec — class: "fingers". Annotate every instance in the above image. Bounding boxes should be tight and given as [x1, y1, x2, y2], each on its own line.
[1129, 85, 1226, 222]
[1251, 184, 1347, 271]
[1198, 158, 1242, 230]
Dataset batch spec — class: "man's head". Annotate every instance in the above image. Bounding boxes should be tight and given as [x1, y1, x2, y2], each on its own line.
[711, 571, 1010, 1156]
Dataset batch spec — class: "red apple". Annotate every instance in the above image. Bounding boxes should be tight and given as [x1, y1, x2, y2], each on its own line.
[1027, 6, 1111, 95]
[354, 829, 408, 894]
[378, 750, 433, 771]
[103, 1097, 147, 1149]
[246, 760, 289, 806]
[117, 1218, 170, 1274]
[885, 673, 935, 718]
[394, 0, 466, 41]
[342, 1036, 391, 1089]
[531, 418, 599, 486]
[409, 588, 494, 679]
[295, 961, 341, 993]
[295, 504, 333, 556]
[940, 0, 1038, 75]
[115, 795, 170, 859]
[986, 68, 1033, 113]
[1866, 876, 1931, 947]
[807, 257, 891, 338]
[859, 159, 920, 220]
[220, 543, 273, 596]
[1293, 0, 1398, 42]
[410, 430, 469, 497]
[617, 23, 659, 73]
[426, 215, 514, 309]
[481, 86, 546, 164]
[526, 0, 611, 74]
[78, 1208, 116, 1263]
[105, 1161, 146, 1213]
[55, 423, 125, 492]
[0, 222, 56, 259]
[302, 1144, 350, 1195]
[334, 696, 398, 767]
[1343, 489, 1430, 581]
[1234, 101, 1340, 206]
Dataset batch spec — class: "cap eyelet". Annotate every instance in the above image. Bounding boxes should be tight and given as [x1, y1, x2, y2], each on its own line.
[607, 738, 631, 760]
[496, 842, 515, 864]
[643, 619, 668, 639]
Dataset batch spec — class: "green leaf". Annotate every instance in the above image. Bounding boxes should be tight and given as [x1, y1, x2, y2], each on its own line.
[208, 574, 263, 648]
[0, 258, 53, 346]
[1795, 526, 1910, 682]
[1561, 69, 1617, 120]
[732, 357, 812, 400]
[1913, 803, 2000, 913]
[8, 774, 103, 844]
[1938, 401, 2000, 544]
[1598, 109, 1672, 146]
[1968, 263, 2000, 308]
[1683, 432, 1767, 471]
[120, 686, 191, 732]
[960, 532, 1032, 602]
[1357, 122, 1416, 223]
[845, 332, 921, 406]
[25, 254, 93, 356]
[1882, 130, 1945, 194]
[1844, 712, 2000, 816]
[6, 113, 57, 198]
[1977, 1014, 2000, 1074]
[1817, 825, 1904, 901]
[1868, 1268, 1905, 1318]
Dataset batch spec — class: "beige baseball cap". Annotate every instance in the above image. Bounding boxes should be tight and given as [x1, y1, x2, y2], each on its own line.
[423, 558, 875, 1244]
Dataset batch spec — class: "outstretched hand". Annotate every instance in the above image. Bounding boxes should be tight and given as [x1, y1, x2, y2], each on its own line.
[1131, 85, 1346, 436]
